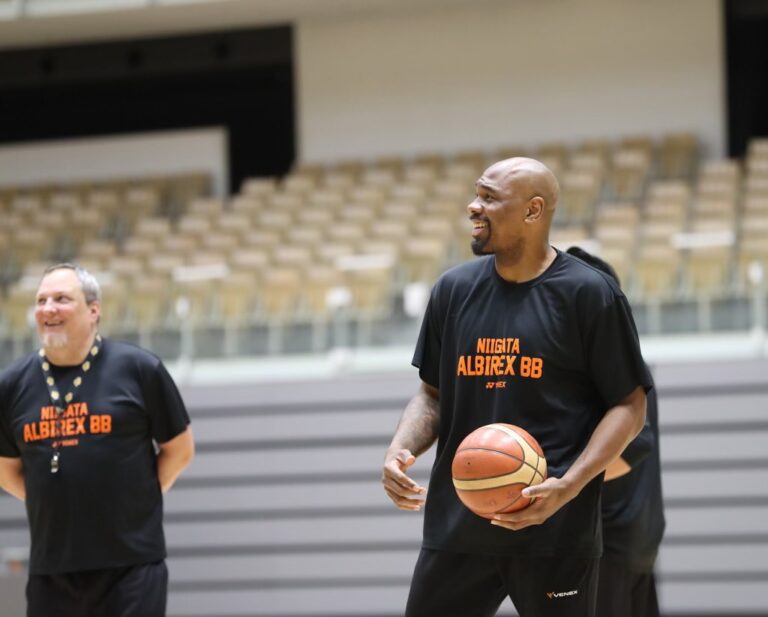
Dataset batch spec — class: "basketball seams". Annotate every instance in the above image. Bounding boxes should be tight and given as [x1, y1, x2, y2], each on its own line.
[487, 424, 548, 482]
[452, 459, 541, 490]
[486, 423, 542, 460]
[454, 446, 526, 463]
[452, 423, 547, 516]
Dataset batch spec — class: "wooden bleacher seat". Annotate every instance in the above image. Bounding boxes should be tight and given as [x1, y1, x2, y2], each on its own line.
[134, 216, 172, 241]
[610, 147, 652, 202]
[281, 173, 317, 197]
[338, 204, 378, 228]
[228, 195, 264, 221]
[326, 222, 366, 245]
[126, 276, 171, 333]
[215, 213, 253, 241]
[314, 243, 356, 265]
[379, 200, 421, 221]
[254, 211, 293, 238]
[295, 208, 335, 230]
[173, 276, 218, 328]
[300, 265, 347, 321]
[186, 197, 225, 221]
[161, 235, 199, 261]
[682, 244, 734, 298]
[558, 169, 602, 223]
[632, 243, 682, 300]
[240, 230, 281, 252]
[146, 253, 185, 279]
[658, 132, 699, 179]
[321, 170, 357, 192]
[229, 248, 270, 277]
[218, 271, 259, 328]
[240, 177, 277, 199]
[176, 214, 214, 242]
[401, 238, 448, 285]
[259, 267, 303, 322]
[78, 239, 119, 264]
[121, 237, 156, 266]
[347, 185, 388, 209]
[271, 246, 313, 269]
[3, 279, 37, 335]
[284, 227, 324, 249]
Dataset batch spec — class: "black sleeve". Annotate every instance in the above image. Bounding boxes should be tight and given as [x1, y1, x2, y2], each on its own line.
[620, 415, 653, 467]
[585, 295, 653, 409]
[411, 282, 444, 389]
[0, 380, 20, 457]
[622, 380, 659, 467]
[141, 360, 191, 443]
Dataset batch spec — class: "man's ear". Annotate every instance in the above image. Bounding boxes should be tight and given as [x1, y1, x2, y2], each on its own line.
[89, 301, 101, 323]
[525, 196, 545, 222]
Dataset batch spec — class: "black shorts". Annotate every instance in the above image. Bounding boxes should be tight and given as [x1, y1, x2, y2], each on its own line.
[406, 548, 600, 617]
[597, 555, 659, 617]
[26, 560, 168, 617]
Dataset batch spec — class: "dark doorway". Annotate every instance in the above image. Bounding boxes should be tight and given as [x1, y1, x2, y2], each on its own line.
[725, 0, 768, 157]
[0, 26, 295, 191]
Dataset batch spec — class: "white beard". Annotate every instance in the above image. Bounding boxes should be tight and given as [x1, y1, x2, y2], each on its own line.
[41, 332, 69, 349]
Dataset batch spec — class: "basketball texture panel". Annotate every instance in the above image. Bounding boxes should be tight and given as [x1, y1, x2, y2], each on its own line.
[452, 448, 526, 481]
[451, 423, 547, 517]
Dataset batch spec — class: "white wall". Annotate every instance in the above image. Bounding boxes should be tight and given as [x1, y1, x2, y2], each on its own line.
[298, 0, 724, 163]
[0, 127, 229, 196]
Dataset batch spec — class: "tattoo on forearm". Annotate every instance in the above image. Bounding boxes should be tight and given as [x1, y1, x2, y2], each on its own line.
[392, 391, 440, 457]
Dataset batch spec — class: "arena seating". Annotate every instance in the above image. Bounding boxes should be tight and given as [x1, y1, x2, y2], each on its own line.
[1, 134, 766, 357]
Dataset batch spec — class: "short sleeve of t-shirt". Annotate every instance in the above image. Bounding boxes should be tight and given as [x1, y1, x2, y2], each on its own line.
[412, 282, 444, 389]
[0, 378, 20, 457]
[0, 411, 19, 457]
[140, 359, 190, 443]
[586, 294, 652, 408]
[621, 413, 654, 467]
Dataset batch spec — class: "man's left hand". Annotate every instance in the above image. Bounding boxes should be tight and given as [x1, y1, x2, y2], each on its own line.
[489, 477, 576, 531]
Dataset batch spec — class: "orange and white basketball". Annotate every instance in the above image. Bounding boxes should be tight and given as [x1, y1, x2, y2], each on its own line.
[452, 423, 547, 518]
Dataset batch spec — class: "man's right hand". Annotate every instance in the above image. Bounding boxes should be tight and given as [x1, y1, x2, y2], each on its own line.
[382, 448, 427, 511]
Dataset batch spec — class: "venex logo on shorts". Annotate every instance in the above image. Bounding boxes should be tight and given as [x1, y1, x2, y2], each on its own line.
[546, 590, 578, 599]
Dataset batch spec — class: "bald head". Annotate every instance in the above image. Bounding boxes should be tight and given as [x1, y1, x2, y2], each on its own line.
[469, 156, 561, 264]
[482, 157, 560, 214]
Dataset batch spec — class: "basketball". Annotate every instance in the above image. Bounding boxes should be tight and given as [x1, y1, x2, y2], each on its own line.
[451, 423, 547, 518]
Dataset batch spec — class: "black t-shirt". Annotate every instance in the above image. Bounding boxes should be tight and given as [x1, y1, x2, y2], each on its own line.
[413, 250, 652, 557]
[0, 338, 190, 575]
[602, 379, 665, 570]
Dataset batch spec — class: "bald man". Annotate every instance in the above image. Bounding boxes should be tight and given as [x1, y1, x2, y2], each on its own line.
[382, 158, 651, 617]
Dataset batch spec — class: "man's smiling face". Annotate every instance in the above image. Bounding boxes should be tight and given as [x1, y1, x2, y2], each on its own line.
[34, 268, 99, 352]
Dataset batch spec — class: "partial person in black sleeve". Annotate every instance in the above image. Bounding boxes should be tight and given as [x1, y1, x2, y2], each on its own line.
[566, 246, 665, 617]
[0, 263, 194, 617]
[382, 157, 653, 617]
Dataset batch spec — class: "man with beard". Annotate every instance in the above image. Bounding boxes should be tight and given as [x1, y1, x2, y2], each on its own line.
[0, 263, 194, 617]
[382, 157, 651, 617]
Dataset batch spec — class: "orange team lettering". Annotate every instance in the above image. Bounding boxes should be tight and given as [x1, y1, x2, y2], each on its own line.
[519, 356, 544, 379]
[485, 381, 507, 389]
[457, 355, 517, 376]
[476, 338, 521, 355]
[40, 402, 90, 420]
[89, 415, 112, 434]
[22, 410, 110, 443]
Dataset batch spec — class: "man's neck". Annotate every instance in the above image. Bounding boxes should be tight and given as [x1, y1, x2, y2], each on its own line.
[44, 332, 98, 367]
[495, 244, 557, 283]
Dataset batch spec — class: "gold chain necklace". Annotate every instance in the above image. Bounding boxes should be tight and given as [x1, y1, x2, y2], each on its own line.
[38, 334, 102, 474]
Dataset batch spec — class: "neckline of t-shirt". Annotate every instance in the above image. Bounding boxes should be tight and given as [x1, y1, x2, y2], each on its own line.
[489, 247, 563, 290]
[47, 338, 108, 374]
